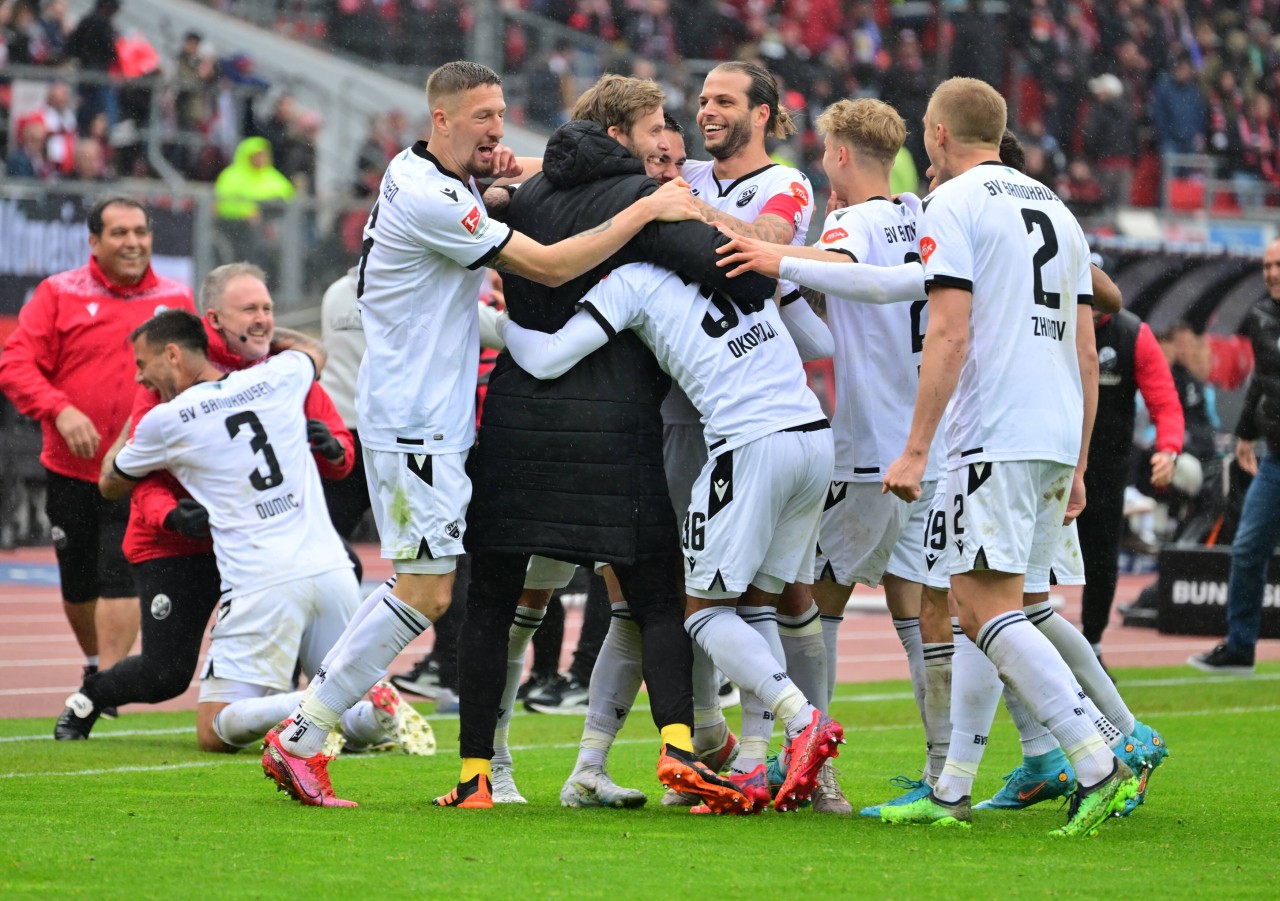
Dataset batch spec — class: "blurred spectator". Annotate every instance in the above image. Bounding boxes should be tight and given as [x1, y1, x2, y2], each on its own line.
[1059, 159, 1105, 215]
[257, 93, 296, 157]
[525, 41, 575, 130]
[1081, 74, 1137, 207]
[949, 0, 1002, 88]
[64, 0, 121, 129]
[1231, 94, 1279, 204]
[35, 79, 78, 175]
[5, 0, 49, 64]
[6, 117, 54, 179]
[277, 109, 320, 193]
[1152, 52, 1207, 157]
[1022, 117, 1065, 181]
[1159, 322, 1219, 464]
[39, 0, 70, 61]
[880, 30, 930, 176]
[71, 134, 107, 180]
[213, 135, 295, 274]
[625, 0, 679, 64]
[174, 31, 216, 133]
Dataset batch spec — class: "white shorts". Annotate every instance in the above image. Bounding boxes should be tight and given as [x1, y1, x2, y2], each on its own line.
[364, 447, 469, 574]
[524, 555, 577, 591]
[684, 428, 833, 599]
[919, 481, 951, 592]
[814, 481, 911, 588]
[199, 566, 361, 699]
[884, 480, 940, 586]
[664, 422, 708, 521]
[946, 460, 1073, 584]
[1025, 520, 1086, 593]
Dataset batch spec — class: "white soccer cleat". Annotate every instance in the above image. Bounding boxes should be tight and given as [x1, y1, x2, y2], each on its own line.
[368, 681, 437, 756]
[491, 763, 528, 804]
[321, 729, 348, 758]
[561, 767, 648, 809]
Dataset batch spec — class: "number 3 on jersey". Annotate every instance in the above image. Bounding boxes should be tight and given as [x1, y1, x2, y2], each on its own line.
[226, 411, 284, 490]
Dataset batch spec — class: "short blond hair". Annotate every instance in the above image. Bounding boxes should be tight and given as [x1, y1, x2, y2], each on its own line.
[926, 77, 1006, 147]
[816, 99, 905, 167]
[571, 74, 665, 134]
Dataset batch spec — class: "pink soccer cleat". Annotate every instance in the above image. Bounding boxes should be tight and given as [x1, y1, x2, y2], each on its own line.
[775, 711, 844, 812]
[261, 721, 358, 808]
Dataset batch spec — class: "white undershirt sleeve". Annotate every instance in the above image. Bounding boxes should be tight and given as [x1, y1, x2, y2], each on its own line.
[780, 258, 926, 306]
[498, 309, 611, 380]
[778, 298, 834, 361]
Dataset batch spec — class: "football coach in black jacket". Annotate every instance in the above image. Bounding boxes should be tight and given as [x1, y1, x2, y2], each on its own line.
[443, 75, 777, 805]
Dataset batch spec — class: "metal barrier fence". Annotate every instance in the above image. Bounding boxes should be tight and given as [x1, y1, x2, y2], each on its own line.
[1161, 153, 1280, 214]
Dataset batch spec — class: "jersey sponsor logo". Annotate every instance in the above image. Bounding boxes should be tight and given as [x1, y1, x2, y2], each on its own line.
[150, 593, 172, 620]
[461, 205, 482, 235]
[790, 181, 810, 206]
[920, 236, 937, 263]
[736, 185, 758, 208]
[821, 227, 848, 244]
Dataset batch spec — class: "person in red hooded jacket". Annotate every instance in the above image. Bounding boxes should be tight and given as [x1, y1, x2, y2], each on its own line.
[54, 262, 359, 744]
[0, 196, 195, 692]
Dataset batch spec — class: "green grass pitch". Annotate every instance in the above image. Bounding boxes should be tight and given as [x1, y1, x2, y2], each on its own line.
[2, 664, 1277, 899]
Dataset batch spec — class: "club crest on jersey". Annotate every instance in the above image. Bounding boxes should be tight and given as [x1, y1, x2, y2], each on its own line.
[445, 520, 461, 539]
[790, 181, 810, 206]
[920, 236, 937, 263]
[736, 185, 758, 208]
[461, 206, 482, 235]
[822, 227, 848, 244]
[150, 593, 172, 620]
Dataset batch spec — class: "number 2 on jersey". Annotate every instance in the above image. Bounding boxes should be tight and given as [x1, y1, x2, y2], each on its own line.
[225, 411, 284, 491]
[1021, 209, 1061, 310]
[904, 251, 927, 354]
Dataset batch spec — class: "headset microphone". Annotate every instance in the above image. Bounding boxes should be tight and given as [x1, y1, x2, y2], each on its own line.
[238, 334, 249, 343]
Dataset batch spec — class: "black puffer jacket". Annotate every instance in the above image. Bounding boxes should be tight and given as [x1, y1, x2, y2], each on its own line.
[1236, 295, 1280, 450]
[465, 120, 776, 565]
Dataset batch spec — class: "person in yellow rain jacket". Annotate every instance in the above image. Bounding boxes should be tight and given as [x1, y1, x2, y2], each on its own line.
[214, 136, 296, 277]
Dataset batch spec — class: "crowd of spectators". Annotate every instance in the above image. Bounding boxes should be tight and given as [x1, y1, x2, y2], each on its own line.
[1, 0, 319, 195]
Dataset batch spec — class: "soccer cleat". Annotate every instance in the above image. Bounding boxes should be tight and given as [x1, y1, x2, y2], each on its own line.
[1188, 643, 1255, 675]
[719, 764, 772, 814]
[656, 743, 753, 815]
[81, 665, 117, 719]
[660, 787, 698, 806]
[321, 729, 347, 758]
[765, 749, 789, 797]
[561, 767, 648, 809]
[524, 675, 590, 716]
[974, 755, 1076, 810]
[859, 775, 930, 818]
[261, 722, 357, 808]
[491, 764, 527, 804]
[812, 761, 853, 814]
[698, 729, 739, 773]
[880, 791, 972, 828]
[54, 691, 100, 741]
[1050, 760, 1139, 837]
[389, 655, 450, 700]
[368, 681, 436, 755]
[432, 774, 494, 809]
[1116, 721, 1169, 817]
[775, 711, 844, 812]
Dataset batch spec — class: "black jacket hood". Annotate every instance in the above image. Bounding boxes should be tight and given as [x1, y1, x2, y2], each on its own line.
[543, 120, 646, 188]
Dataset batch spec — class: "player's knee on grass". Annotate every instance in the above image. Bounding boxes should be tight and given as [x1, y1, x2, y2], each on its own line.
[197, 702, 240, 754]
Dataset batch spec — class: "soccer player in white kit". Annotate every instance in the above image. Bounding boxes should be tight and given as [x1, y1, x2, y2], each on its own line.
[501, 262, 844, 813]
[100, 311, 371, 771]
[878, 78, 1139, 837]
[237, 61, 702, 808]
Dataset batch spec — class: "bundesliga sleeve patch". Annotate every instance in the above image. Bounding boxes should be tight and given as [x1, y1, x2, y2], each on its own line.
[821, 227, 848, 244]
[461, 206, 482, 235]
[920, 236, 937, 263]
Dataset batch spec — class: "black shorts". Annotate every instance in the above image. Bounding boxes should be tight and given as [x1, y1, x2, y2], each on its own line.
[45, 469, 134, 603]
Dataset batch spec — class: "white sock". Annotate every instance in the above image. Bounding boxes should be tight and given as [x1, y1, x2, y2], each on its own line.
[736, 605, 786, 768]
[778, 602, 828, 712]
[214, 691, 303, 748]
[1003, 687, 1059, 758]
[85, 655, 100, 668]
[1025, 602, 1136, 737]
[494, 605, 545, 768]
[922, 639, 954, 785]
[934, 628, 1002, 802]
[690, 640, 726, 757]
[976, 611, 1114, 787]
[893, 616, 927, 731]
[283, 590, 430, 759]
[820, 613, 843, 705]
[575, 603, 642, 773]
[686, 606, 813, 771]
[339, 700, 385, 747]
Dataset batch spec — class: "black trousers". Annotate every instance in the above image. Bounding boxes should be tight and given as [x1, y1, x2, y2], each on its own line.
[1078, 464, 1128, 645]
[83, 554, 221, 709]
[322, 430, 371, 540]
[458, 550, 692, 759]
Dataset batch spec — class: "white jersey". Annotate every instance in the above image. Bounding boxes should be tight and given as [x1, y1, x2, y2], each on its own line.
[320, 268, 364, 428]
[583, 263, 824, 454]
[355, 142, 513, 454]
[815, 197, 939, 483]
[919, 162, 1092, 469]
[114, 351, 348, 597]
[664, 159, 816, 425]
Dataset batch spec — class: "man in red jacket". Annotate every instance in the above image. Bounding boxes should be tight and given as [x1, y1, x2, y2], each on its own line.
[0, 196, 195, 689]
[54, 262, 365, 746]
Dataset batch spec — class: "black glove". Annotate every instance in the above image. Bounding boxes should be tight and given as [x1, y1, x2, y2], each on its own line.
[163, 498, 210, 539]
[307, 419, 345, 462]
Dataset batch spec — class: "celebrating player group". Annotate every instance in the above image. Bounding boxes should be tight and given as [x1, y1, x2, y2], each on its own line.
[91, 58, 1167, 838]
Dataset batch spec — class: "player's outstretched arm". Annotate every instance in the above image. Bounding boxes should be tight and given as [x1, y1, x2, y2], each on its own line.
[99, 466, 139, 500]
[271, 327, 328, 377]
[493, 179, 702, 287]
[498, 309, 611, 380]
[883, 286, 971, 502]
[714, 230, 848, 279]
[1090, 263, 1122, 314]
[784, 259, 926, 307]
[778, 296, 834, 361]
[692, 199, 795, 245]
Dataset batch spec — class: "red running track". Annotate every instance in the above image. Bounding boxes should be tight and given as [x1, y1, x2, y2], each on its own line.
[1, 544, 1274, 720]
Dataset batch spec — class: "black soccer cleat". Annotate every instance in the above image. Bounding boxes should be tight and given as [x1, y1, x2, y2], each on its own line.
[81, 665, 117, 719]
[54, 692, 101, 740]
